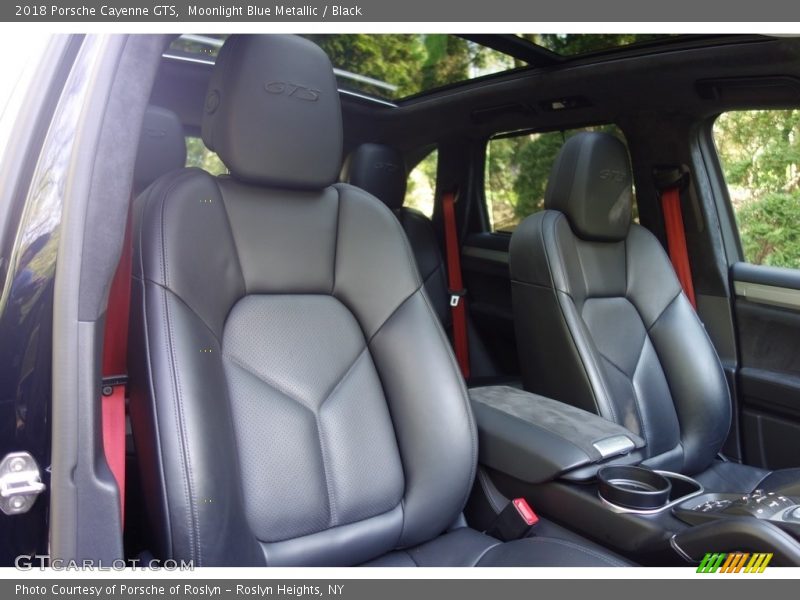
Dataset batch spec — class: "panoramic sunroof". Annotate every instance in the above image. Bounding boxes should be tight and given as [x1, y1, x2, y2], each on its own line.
[517, 34, 675, 56]
[165, 34, 682, 103]
[166, 34, 522, 102]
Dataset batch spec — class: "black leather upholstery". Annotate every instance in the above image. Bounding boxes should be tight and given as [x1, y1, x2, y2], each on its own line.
[510, 132, 799, 493]
[129, 35, 628, 567]
[342, 143, 407, 211]
[342, 143, 500, 379]
[133, 106, 186, 193]
[364, 520, 629, 567]
[545, 131, 632, 242]
[202, 35, 342, 189]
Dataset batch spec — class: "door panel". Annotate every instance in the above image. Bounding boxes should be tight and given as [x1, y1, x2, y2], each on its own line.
[462, 232, 519, 375]
[732, 261, 800, 469]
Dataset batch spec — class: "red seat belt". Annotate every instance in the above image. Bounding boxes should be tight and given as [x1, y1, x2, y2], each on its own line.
[101, 215, 132, 522]
[441, 190, 470, 379]
[660, 185, 697, 309]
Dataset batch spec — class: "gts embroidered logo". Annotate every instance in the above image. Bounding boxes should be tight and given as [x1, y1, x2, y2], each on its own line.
[264, 81, 321, 102]
[142, 127, 166, 139]
[373, 162, 399, 173]
[599, 169, 626, 182]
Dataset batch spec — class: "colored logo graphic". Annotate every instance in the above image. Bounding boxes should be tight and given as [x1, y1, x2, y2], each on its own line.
[696, 552, 772, 573]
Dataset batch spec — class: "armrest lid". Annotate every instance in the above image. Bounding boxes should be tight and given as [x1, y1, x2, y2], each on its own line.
[470, 386, 645, 483]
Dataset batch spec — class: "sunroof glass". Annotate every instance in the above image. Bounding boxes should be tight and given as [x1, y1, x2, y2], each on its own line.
[303, 34, 519, 100]
[166, 34, 683, 102]
[167, 34, 522, 101]
[515, 34, 675, 56]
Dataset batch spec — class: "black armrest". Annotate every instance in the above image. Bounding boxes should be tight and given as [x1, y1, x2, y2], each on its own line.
[470, 386, 645, 483]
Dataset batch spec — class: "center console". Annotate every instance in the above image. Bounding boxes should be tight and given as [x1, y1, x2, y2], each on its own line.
[675, 489, 800, 532]
[468, 386, 800, 566]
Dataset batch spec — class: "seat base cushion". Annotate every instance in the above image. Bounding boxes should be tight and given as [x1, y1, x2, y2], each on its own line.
[694, 460, 800, 496]
[362, 520, 631, 567]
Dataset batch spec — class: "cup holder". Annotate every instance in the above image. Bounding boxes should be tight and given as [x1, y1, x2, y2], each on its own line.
[597, 466, 672, 510]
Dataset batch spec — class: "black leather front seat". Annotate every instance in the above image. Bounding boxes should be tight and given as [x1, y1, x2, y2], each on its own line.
[128, 35, 628, 567]
[509, 131, 800, 495]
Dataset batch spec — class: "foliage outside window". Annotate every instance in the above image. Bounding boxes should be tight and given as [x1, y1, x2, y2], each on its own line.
[714, 110, 800, 268]
[485, 126, 632, 233]
[404, 150, 437, 218]
[185, 136, 227, 176]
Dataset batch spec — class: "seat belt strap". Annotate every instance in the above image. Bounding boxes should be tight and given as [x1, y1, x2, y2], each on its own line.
[441, 189, 470, 379]
[100, 213, 132, 522]
[659, 175, 697, 309]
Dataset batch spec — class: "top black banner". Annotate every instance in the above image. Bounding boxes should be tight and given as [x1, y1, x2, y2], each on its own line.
[4, 0, 800, 22]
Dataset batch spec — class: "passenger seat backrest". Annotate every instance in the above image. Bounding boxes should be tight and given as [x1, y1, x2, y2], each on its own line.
[509, 132, 731, 475]
[129, 35, 476, 567]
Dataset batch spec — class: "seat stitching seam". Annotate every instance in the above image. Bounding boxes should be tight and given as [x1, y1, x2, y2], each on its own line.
[366, 284, 423, 345]
[223, 342, 367, 413]
[335, 183, 422, 289]
[331, 186, 341, 294]
[160, 265, 200, 567]
[315, 413, 337, 528]
[157, 181, 201, 564]
[215, 177, 248, 297]
[567, 295, 620, 423]
[145, 280, 221, 345]
[541, 213, 608, 418]
[472, 541, 503, 566]
[417, 286, 478, 512]
[136, 187, 175, 557]
[627, 348, 651, 446]
[646, 291, 682, 334]
[222, 354, 316, 414]
[318, 347, 369, 410]
[422, 263, 443, 286]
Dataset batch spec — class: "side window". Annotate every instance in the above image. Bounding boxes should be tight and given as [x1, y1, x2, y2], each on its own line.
[713, 110, 800, 268]
[403, 149, 437, 218]
[185, 136, 227, 176]
[484, 125, 633, 233]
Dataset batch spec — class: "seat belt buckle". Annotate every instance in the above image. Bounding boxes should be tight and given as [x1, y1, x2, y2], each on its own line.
[449, 288, 467, 307]
[487, 497, 539, 541]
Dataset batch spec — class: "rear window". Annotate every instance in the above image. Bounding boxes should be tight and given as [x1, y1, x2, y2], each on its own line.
[404, 149, 437, 218]
[185, 136, 227, 176]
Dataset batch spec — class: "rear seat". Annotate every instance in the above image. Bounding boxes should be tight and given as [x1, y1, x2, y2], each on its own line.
[342, 143, 503, 382]
[133, 105, 187, 195]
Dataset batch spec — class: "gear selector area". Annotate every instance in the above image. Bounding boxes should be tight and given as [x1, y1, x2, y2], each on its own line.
[674, 489, 800, 538]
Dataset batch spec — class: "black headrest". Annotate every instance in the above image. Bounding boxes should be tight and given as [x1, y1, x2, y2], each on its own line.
[201, 35, 342, 189]
[342, 143, 407, 211]
[133, 106, 186, 194]
[545, 132, 632, 242]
